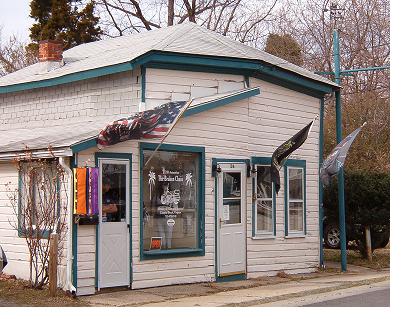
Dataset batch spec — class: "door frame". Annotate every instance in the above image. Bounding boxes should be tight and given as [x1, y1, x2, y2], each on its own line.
[95, 152, 133, 289]
[213, 158, 249, 281]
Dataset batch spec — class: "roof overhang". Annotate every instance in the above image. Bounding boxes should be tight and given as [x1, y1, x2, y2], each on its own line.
[0, 51, 338, 98]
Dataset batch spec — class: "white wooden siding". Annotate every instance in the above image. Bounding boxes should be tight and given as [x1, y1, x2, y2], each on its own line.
[0, 162, 68, 287]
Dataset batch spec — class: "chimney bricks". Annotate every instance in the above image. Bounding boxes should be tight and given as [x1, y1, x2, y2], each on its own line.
[38, 40, 63, 62]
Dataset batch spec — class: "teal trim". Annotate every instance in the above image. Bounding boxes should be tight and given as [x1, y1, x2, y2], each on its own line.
[70, 156, 78, 289]
[141, 65, 146, 102]
[211, 158, 250, 177]
[183, 87, 260, 118]
[284, 159, 307, 236]
[139, 142, 205, 260]
[0, 62, 133, 94]
[250, 157, 277, 237]
[143, 248, 204, 259]
[0, 51, 337, 97]
[216, 273, 246, 282]
[244, 75, 250, 88]
[319, 98, 325, 267]
[95, 152, 133, 287]
[214, 171, 218, 278]
[71, 138, 97, 154]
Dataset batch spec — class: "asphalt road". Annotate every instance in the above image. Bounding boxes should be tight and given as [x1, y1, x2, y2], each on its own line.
[304, 288, 390, 307]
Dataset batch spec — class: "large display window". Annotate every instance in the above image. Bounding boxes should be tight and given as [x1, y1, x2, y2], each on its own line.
[141, 143, 205, 258]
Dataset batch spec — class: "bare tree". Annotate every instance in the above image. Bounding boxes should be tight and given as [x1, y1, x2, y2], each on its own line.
[5, 151, 68, 289]
[94, 0, 278, 46]
[0, 28, 37, 76]
[271, 0, 389, 173]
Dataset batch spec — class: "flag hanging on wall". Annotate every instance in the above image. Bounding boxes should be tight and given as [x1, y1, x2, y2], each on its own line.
[97, 101, 189, 147]
[271, 117, 317, 194]
[320, 123, 365, 186]
[74, 167, 99, 215]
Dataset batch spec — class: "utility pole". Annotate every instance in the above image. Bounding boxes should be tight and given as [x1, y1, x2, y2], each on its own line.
[319, 1, 389, 272]
[331, 1, 348, 272]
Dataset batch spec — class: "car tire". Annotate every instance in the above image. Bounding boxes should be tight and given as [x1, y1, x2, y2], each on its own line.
[324, 224, 341, 249]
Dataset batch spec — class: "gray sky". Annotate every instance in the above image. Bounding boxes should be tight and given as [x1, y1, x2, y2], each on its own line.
[0, 0, 33, 43]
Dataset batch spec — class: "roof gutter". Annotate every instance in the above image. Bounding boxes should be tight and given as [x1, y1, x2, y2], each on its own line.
[0, 51, 338, 96]
[0, 148, 72, 161]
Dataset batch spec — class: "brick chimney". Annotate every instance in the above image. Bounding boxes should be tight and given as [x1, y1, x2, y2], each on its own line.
[38, 40, 63, 62]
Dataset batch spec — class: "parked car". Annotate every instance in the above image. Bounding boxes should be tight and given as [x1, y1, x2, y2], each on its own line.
[323, 215, 389, 249]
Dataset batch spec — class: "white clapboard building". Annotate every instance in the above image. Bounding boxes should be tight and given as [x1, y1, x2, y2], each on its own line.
[0, 22, 339, 295]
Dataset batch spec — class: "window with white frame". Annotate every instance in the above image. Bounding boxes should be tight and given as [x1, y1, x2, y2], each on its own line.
[286, 165, 305, 234]
[254, 165, 274, 235]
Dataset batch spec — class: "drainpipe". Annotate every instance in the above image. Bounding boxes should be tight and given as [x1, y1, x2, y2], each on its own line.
[59, 157, 76, 295]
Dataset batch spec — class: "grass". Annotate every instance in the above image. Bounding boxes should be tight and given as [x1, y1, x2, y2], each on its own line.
[0, 277, 88, 307]
[324, 246, 390, 270]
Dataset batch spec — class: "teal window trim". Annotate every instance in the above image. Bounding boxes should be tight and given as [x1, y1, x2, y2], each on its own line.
[251, 157, 276, 238]
[0, 51, 337, 96]
[284, 159, 307, 237]
[211, 158, 250, 177]
[94, 152, 133, 287]
[17, 160, 61, 239]
[139, 142, 205, 260]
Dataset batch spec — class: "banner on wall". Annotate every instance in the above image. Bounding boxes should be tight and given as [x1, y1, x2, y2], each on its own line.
[74, 167, 99, 216]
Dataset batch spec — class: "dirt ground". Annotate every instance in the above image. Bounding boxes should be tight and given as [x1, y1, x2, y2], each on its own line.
[0, 276, 87, 307]
[324, 246, 390, 269]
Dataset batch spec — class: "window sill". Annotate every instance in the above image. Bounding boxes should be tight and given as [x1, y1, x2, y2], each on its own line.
[285, 234, 306, 239]
[142, 248, 204, 260]
[251, 234, 276, 240]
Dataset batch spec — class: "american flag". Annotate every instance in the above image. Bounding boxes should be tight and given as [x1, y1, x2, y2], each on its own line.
[97, 101, 188, 147]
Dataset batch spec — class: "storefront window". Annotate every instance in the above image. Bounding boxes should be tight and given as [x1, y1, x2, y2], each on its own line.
[142, 149, 199, 252]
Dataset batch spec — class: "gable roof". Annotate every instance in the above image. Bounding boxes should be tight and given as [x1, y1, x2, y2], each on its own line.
[0, 22, 337, 94]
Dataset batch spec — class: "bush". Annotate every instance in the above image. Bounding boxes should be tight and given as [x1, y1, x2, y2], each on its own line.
[323, 172, 389, 257]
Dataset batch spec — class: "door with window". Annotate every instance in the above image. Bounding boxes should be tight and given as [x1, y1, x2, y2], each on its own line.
[216, 163, 246, 277]
[98, 158, 130, 288]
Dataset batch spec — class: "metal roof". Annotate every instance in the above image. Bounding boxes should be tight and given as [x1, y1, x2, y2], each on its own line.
[0, 22, 337, 90]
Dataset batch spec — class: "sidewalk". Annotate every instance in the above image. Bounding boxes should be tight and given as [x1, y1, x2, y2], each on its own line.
[81, 263, 390, 307]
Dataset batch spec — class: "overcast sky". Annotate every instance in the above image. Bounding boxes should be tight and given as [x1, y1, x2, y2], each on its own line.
[0, 0, 33, 43]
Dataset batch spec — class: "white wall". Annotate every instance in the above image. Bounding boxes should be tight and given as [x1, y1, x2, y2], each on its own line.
[0, 69, 141, 130]
[73, 68, 321, 294]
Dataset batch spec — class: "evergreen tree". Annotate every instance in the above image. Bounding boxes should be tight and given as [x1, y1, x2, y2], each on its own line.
[29, 0, 101, 50]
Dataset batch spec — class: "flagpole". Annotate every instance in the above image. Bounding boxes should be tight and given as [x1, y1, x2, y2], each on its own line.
[143, 99, 193, 168]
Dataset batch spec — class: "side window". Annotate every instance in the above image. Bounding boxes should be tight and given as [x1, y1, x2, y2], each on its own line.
[18, 160, 60, 237]
[254, 165, 275, 236]
[285, 161, 306, 236]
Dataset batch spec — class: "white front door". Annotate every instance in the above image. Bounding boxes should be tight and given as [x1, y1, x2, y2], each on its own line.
[217, 163, 246, 277]
[98, 159, 130, 288]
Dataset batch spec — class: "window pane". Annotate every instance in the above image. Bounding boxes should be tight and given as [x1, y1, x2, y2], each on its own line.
[257, 200, 273, 232]
[223, 172, 241, 198]
[223, 199, 241, 224]
[289, 168, 303, 200]
[142, 150, 198, 251]
[101, 163, 127, 223]
[289, 202, 304, 232]
[256, 166, 272, 199]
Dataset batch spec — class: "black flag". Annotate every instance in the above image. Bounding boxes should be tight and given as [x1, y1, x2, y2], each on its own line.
[271, 119, 315, 194]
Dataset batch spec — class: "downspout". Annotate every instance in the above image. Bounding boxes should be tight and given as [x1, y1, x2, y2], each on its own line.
[59, 157, 76, 295]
